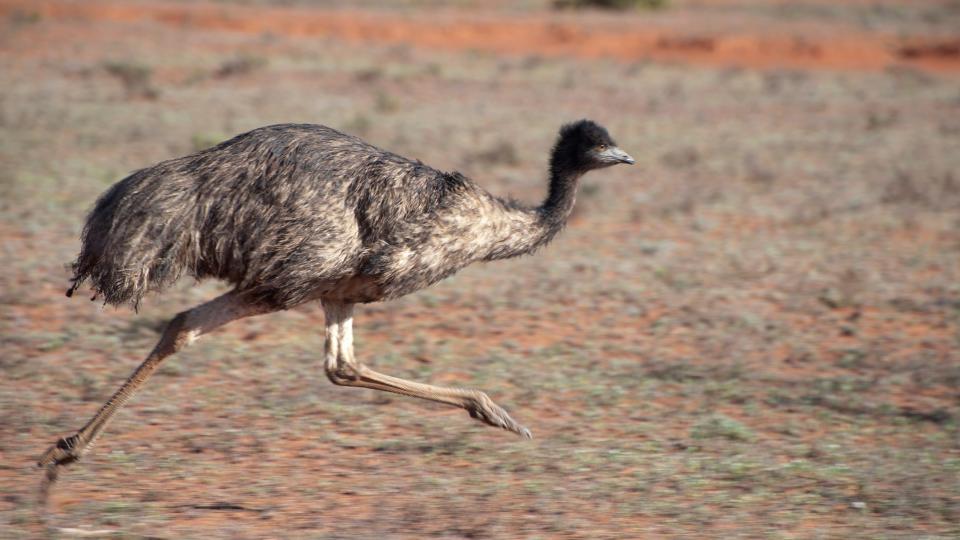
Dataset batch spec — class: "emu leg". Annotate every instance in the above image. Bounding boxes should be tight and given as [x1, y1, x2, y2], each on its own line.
[322, 302, 532, 438]
[37, 291, 269, 502]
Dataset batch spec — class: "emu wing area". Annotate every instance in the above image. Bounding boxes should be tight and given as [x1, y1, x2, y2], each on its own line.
[192, 123, 471, 308]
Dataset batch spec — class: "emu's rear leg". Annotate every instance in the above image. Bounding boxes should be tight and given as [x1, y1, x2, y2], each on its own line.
[37, 291, 270, 502]
[323, 302, 532, 438]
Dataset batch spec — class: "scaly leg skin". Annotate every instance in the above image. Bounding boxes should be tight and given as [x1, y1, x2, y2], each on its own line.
[323, 301, 532, 438]
[37, 292, 270, 511]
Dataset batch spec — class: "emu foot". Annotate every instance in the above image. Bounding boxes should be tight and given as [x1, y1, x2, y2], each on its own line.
[467, 393, 532, 439]
[38, 434, 86, 468]
[37, 434, 87, 516]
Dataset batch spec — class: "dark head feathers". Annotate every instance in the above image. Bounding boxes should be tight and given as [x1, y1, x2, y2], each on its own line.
[558, 119, 617, 149]
[550, 119, 620, 176]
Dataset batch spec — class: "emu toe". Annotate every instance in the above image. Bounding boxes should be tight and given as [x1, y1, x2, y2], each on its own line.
[38, 434, 85, 468]
[467, 393, 532, 439]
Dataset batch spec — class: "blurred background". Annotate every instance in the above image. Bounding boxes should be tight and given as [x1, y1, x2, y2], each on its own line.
[1, 0, 959, 538]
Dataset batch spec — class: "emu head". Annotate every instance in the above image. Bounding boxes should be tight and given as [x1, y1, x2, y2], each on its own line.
[550, 119, 634, 176]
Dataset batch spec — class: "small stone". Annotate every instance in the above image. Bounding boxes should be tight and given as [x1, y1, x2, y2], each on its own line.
[851, 501, 867, 510]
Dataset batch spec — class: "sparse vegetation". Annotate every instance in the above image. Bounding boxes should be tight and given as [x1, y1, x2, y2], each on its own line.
[554, 0, 669, 10]
[190, 132, 228, 152]
[344, 112, 373, 135]
[464, 139, 520, 166]
[374, 90, 400, 113]
[214, 54, 268, 78]
[881, 170, 960, 209]
[8, 9, 41, 27]
[1, 0, 958, 538]
[691, 414, 755, 442]
[103, 60, 159, 99]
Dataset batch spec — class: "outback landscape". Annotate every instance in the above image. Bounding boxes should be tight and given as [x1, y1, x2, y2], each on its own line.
[1, 0, 959, 538]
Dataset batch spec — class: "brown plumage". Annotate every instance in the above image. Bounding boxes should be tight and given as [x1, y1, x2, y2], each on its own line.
[39, 120, 634, 502]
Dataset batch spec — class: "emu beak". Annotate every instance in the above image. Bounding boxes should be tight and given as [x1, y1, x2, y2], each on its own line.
[604, 147, 635, 165]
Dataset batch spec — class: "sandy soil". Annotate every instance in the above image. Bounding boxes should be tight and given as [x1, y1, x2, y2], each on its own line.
[3, 0, 960, 72]
[0, 0, 958, 538]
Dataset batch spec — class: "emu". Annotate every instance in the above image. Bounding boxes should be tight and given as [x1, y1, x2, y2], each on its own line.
[38, 120, 633, 482]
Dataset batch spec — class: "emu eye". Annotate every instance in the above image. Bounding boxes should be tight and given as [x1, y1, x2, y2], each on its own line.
[597, 144, 608, 151]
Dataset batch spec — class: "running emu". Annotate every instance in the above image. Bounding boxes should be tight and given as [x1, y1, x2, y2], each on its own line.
[39, 120, 633, 479]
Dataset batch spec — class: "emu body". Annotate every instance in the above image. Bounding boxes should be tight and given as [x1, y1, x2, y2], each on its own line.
[70, 124, 559, 309]
[39, 120, 633, 496]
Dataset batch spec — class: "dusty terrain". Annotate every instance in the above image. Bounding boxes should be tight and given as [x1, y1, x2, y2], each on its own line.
[1, 0, 958, 538]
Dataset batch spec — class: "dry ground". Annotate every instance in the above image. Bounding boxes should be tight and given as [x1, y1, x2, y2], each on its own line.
[1, 0, 959, 538]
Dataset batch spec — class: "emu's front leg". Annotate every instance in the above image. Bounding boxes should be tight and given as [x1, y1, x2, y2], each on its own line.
[322, 301, 532, 438]
[37, 292, 270, 505]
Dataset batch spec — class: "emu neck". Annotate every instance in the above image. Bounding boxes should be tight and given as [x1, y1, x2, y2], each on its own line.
[509, 166, 583, 256]
[481, 162, 584, 263]
[539, 166, 582, 229]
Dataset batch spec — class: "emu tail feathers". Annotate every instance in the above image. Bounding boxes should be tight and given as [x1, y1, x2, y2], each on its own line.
[68, 167, 199, 309]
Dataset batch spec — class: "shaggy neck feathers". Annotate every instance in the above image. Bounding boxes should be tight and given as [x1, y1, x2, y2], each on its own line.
[483, 144, 584, 262]
[541, 150, 585, 227]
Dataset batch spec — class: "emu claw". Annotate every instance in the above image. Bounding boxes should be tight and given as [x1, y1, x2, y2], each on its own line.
[467, 394, 533, 439]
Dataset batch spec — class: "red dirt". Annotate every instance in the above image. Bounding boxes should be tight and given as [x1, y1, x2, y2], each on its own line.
[3, 0, 959, 73]
[2, 1, 958, 537]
